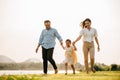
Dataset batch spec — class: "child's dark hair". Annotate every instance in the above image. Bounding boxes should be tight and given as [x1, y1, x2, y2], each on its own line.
[44, 20, 51, 23]
[66, 39, 71, 43]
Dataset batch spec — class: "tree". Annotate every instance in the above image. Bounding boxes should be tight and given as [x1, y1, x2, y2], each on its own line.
[111, 64, 118, 71]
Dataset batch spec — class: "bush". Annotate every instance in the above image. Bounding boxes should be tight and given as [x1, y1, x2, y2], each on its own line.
[94, 64, 102, 71]
[111, 64, 118, 71]
[94, 63, 110, 71]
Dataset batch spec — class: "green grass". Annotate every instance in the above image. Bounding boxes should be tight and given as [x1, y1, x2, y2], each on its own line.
[0, 71, 120, 80]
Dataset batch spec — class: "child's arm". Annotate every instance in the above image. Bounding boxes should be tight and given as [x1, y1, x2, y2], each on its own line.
[72, 43, 77, 51]
[61, 44, 65, 50]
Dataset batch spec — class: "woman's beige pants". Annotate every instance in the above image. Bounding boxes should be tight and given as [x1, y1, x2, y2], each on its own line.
[83, 41, 95, 71]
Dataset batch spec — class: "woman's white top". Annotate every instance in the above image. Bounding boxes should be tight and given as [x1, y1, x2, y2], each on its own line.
[80, 28, 98, 42]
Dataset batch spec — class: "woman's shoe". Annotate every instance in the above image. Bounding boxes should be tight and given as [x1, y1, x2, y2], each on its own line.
[91, 68, 96, 73]
[65, 73, 67, 75]
[86, 70, 89, 74]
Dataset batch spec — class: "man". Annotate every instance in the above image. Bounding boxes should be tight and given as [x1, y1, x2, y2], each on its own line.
[36, 20, 63, 74]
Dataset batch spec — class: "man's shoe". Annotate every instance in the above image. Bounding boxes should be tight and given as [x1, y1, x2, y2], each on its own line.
[55, 69, 58, 74]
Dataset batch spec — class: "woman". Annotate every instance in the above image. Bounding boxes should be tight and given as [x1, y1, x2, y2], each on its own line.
[73, 18, 100, 74]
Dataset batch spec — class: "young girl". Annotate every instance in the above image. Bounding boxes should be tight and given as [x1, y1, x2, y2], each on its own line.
[61, 39, 77, 75]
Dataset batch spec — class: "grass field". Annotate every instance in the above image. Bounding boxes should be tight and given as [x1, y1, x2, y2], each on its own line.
[0, 71, 120, 80]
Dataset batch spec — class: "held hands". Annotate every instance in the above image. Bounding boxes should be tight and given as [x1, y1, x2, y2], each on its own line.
[72, 41, 76, 45]
[60, 41, 65, 49]
[60, 41, 63, 46]
[72, 42, 77, 51]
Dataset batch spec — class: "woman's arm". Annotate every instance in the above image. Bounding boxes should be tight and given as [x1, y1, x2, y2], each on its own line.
[73, 35, 82, 45]
[95, 37, 100, 52]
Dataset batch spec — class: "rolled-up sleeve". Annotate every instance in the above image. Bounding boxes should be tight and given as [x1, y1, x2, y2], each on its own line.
[39, 30, 44, 45]
[54, 29, 62, 41]
[79, 29, 84, 36]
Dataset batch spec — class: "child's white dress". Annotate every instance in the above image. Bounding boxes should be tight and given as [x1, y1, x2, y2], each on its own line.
[64, 46, 77, 65]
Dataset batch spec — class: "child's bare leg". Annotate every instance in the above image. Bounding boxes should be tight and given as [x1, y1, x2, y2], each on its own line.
[71, 64, 75, 74]
[65, 63, 68, 75]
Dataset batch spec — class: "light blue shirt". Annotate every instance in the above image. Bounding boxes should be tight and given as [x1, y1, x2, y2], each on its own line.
[39, 28, 62, 49]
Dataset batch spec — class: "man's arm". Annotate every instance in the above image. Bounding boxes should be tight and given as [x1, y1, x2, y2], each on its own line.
[36, 30, 43, 53]
[36, 44, 40, 53]
[54, 29, 63, 45]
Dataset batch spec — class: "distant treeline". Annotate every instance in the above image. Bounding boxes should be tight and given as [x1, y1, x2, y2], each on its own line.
[94, 64, 120, 71]
[0, 62, 83, 70]
[0, 62, 120, 71]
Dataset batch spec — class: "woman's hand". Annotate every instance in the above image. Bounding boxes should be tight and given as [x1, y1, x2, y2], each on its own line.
[73, 35, 82, 45]
[95, 37, 100, 52]
[97, 46, 100, 52]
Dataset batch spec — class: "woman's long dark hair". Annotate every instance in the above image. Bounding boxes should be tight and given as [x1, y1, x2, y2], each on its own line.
[81, 18, 91, 29]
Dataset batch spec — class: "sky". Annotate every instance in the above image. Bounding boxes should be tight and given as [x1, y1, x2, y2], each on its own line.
[0, 0, 120, 65]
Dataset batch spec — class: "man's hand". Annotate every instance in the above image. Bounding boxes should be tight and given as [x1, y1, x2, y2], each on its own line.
[60, 40, 63, 46]
[60, 41, 65, 49]
[36, 47, 39, 53]
[35, 44, 40, 53]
